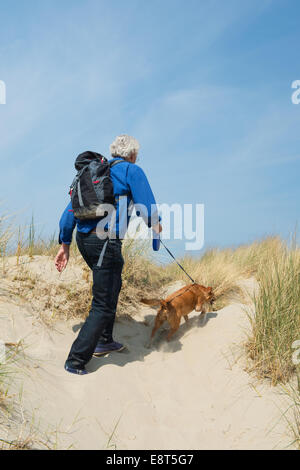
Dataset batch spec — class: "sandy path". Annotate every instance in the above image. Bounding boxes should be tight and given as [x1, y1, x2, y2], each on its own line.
[0, 273, 293, 450]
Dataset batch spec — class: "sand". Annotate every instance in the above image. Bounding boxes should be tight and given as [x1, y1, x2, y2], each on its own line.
[0, 257, 294, 450]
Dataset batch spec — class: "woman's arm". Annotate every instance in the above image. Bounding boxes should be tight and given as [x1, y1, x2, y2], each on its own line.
[58, 201, 76, 245]
[127, 164, 161, 229]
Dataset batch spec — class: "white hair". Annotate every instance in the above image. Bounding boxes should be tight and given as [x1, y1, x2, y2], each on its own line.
[110, 135, 140, 159]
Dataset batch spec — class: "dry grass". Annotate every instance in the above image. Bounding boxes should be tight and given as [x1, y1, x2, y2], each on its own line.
[0, 424, 59, 450]
[286, 381, 300, 449]
[1, 215, 300, 446]
[162, 236, 300, 389]
[0, 215, 14, 411]
[4, 240, 170, 326]
[0, 341, 65, 450]
[279, 372, 300, 450]
[162, 248, 248, 310]
[14, 219, 80, 260]
[119, 238, 172, 314]
[0, 366, 12, 414]
[4, 220, 300, 386]
[7, 219, 248, 319]
[0, 349, 26, 450]
[7, 260, 91, 325]
[245, 238, 300, 385]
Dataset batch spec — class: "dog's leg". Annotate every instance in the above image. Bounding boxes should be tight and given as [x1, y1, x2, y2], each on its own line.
[146, 311, 165, 348]
[166, 317, 181, 342]
[199, 305, 208, 325]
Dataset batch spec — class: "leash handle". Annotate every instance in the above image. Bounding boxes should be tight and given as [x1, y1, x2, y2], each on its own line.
[160, 239, 195, 284]
[152, 230, 161, 252]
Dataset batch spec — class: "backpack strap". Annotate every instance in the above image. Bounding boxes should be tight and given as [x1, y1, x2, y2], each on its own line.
[109, 159, 127, 209]
[109, 159, 126, 168]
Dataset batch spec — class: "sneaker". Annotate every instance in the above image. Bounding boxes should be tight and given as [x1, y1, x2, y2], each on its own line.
[93, 341, 125, 357]
[64, 364, 88, 375]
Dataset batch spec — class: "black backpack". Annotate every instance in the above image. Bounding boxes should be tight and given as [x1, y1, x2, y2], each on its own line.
[69, 151, 124, 220]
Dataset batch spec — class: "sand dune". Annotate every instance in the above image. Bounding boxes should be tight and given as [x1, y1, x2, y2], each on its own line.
[0, 259, 293, 450]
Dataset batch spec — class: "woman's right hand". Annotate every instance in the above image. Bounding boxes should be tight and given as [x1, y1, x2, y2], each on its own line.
[152, 223, 162, 234]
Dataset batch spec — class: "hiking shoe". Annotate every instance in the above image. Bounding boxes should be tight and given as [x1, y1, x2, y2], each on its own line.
[64, 364, 88, 375]
[93, 341, 125, 357]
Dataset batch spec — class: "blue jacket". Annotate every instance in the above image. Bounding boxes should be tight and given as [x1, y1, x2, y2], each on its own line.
[59, 157, 160, 245]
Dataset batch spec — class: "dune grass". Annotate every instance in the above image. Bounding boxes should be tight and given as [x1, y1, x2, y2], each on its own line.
[164, 237, 300, 388]
[283, 377, 300, 450]
[119, 237, 172, 314]
[0, 214, 14, 408]
[1, 216, 300, 445]
[8, 217, 252, 312]
[7, 226, 172, 323]
[162, 247, 250, 310]
[4, 219, 300, 387]
[0, 340, 63, 450]
[244, 238, 300, 385]
[0, 346, 26, 450]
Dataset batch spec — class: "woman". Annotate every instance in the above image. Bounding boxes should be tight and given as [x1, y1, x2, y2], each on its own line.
[55, 135, 162, 375]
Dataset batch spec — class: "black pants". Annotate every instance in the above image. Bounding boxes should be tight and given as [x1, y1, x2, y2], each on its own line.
[65, 232, 124, 369]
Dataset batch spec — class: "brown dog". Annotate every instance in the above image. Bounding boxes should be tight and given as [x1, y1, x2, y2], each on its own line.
[141, 283, 215, 344]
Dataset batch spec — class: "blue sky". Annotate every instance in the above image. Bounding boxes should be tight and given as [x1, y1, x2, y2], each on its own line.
[0, 0, 299, 259]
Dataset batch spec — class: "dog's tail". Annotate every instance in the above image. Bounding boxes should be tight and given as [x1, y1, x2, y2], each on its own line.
[140, 298, 162, 306]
